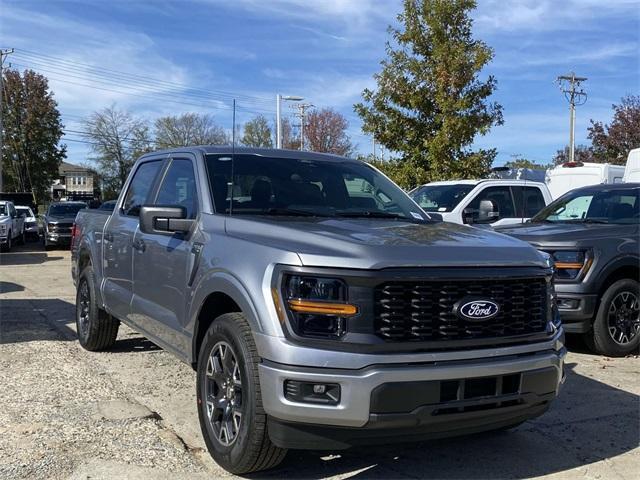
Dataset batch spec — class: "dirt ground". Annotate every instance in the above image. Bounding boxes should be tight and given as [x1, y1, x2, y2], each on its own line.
[0, 243, 638, 480]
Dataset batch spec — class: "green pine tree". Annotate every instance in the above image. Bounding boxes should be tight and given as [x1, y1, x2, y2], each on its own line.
[355, 0, 503, 186]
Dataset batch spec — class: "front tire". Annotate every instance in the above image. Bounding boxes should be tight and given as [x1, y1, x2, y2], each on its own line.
[2, 232, 12, 252]
[196, 313, 286, 474]
[76, 266, 120, 351]
[590, 279, 640, 357]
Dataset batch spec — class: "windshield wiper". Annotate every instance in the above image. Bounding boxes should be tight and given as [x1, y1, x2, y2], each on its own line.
[335, 210, 408, 220]
[264, 207, 324, 217]
[580, 218, 609, 224]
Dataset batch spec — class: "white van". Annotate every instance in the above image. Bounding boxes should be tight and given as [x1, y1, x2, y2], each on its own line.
[409, 179, 552, 227]
[545, 162, 625, 199]
[623, 148, 640, 183]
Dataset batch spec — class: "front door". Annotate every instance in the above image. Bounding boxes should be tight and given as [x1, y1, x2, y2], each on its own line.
[131, 156, 200, 354]
[102, 159, 164, 322]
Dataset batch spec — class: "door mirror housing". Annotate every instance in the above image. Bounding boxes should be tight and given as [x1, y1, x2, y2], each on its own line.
[477, 199, 499, 223]
[140, 205, 194, 235]
[462, 207, 475, 224]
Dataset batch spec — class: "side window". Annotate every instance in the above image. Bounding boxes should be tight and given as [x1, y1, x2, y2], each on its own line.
[122, 161, 162, 217]
[512, 186, 546, 218]
[154, 159, 198, 219]
[468, 186, 515, 222]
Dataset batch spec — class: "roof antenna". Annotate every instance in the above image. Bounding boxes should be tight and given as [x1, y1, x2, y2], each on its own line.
[229, 99, 236, 216]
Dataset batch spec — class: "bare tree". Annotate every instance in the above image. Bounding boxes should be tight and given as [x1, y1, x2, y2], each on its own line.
[155, 113, 228, 148]
[83, 105, 151, 194]
[280, 117, 300, 150]
[304, 108, 354, 156]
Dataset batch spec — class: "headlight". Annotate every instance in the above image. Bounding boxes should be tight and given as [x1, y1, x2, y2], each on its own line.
[47, 223, 55, 230]
[0, 224, 6, 234]
[547, 250, 592, 280]
[278, 275, 357, 338]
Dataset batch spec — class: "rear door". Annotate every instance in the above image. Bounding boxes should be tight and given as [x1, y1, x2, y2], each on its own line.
[131, 155, 200, 354]
[102, 159, 164, 322]
[511, 186, 547, 222]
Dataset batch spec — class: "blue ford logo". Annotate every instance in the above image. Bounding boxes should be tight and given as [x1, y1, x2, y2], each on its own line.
[456, 299, 500, 321]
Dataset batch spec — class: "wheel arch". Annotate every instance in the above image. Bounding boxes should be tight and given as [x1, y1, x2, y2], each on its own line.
[596, 256, 640, 296]
[189, 273, 265, 369]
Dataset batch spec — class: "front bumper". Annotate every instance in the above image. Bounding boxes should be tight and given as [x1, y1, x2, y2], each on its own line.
[555, 288, 598, 333]
[0, 236, 8, 245]
[258, 331, 565, 449]
[46, 232, 71, 244]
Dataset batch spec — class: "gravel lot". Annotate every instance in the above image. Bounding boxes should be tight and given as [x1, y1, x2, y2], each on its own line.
[0, 243, 638, 479]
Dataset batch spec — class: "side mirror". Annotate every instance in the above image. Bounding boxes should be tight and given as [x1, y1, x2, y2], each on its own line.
[462, 207, 475, 224]
[478, 199, 499, 223]
[140, 205, 194, 235]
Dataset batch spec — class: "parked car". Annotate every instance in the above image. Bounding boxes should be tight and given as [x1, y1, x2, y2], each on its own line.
[546, 162, 625, 200]
[409, 179, 552, 227]
[623, 148, 640, 183]
[71, 147, 565, 474]
[0, 200, 26, 251]
[42, 201, 87, 250]
[497, 183, 639, 356]
[15, 205, 39, 240]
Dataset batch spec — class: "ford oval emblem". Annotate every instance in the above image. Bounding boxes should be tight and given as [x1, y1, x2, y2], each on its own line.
[456, 299, 500, 321]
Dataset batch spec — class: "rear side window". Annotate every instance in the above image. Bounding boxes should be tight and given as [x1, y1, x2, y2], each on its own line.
[154, 158, 198, 219]
[122, 161, 162, 216]
[512, 186, 546, 218]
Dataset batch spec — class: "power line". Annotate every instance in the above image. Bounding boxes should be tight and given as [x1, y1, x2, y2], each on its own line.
[13, 49, 275, 106]
[10, 61, 277, 117]
[290, 102, 314, 151]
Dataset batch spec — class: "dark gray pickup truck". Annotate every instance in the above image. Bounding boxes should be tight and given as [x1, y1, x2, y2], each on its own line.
[498, 183, 640, 357]
[71, 147, 565, 474]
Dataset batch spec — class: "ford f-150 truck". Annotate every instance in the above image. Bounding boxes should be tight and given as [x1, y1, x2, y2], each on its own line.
[71, 147, 565, 474]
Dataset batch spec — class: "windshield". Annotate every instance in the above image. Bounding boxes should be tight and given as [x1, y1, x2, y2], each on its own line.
[532, 188, 639, 224]
[410, 184, 475, 212]
[16, 207, 33, 218]
[48, 203, 86, 217]
[205, 154, 428, 222]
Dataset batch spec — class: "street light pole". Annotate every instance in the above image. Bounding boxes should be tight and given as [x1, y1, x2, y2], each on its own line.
[276, 94, 304, 149]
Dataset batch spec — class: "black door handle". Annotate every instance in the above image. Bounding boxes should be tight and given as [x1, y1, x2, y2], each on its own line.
[133, 239, 146, 252]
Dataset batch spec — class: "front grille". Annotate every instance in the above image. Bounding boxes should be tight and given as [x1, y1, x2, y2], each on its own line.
[50, 223, 72, 234]
[374, 277, 548, 342]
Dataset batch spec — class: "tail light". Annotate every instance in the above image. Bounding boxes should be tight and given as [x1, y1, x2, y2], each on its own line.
[70, 223, 79, 249]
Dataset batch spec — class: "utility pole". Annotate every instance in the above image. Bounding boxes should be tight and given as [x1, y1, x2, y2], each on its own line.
[0, 48, 14, 192]
[372, 137, 376, 160]
[291, 103, 314, 151]
[556, 72, 587, 164]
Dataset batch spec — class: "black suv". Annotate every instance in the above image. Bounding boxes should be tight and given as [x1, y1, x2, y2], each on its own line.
[498, 183, 639, 356]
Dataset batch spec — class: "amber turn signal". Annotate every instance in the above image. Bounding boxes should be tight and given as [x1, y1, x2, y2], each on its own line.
[288, 299, 358, 316]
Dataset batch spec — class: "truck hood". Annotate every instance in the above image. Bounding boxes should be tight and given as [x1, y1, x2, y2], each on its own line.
[496, 222, 633, 244]
[225, 216, 547, 269]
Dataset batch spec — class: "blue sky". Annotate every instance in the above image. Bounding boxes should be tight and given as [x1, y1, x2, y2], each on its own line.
[1, 0, 638, 167]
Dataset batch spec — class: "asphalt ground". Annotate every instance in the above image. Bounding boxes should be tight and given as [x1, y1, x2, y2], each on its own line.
[0, 242, 638, 479]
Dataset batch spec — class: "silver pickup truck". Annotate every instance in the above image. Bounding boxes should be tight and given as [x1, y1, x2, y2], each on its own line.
[71, 147, 566, 474]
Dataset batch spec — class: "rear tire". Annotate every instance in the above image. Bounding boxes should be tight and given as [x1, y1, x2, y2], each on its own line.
[76, 266, 120, 351]
[196, 313, 287, 474]
[590, 279, 640, 357]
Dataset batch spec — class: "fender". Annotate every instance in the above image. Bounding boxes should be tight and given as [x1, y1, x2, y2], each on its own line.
[187, 269, 268, 364]
[594, 254, 640, 292]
